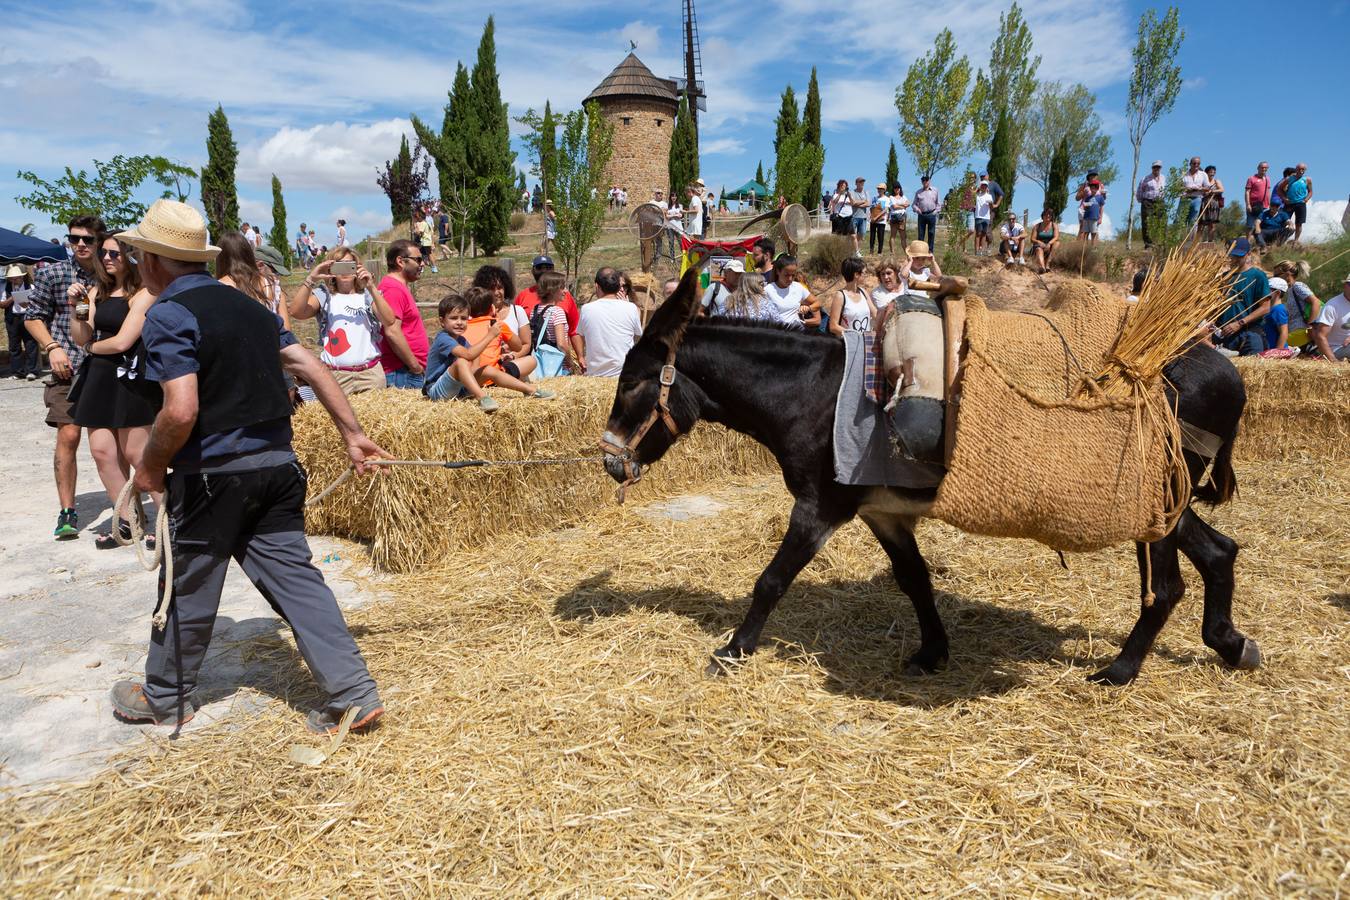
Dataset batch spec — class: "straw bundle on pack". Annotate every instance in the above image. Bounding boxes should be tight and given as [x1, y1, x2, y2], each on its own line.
[1234, 358, 1350, 462]
[292, 379, 773, 572]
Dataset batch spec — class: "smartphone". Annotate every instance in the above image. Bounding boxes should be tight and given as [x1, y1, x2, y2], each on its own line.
[331, 261, 357, 277]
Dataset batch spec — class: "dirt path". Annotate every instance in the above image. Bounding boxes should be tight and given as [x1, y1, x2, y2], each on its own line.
[0, 377, 377, 789]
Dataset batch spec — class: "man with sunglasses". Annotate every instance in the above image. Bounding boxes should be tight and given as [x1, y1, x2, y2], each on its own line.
[25, 214, 104, 539]
[377, 239, 430, 389]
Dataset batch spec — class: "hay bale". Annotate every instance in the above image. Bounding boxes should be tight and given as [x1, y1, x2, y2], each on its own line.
[293, 379, 774, 572]
[1234, 358, 1350, 462]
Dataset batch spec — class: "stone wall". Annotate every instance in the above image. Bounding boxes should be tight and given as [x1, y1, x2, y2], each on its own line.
[597, 97, 679, 206]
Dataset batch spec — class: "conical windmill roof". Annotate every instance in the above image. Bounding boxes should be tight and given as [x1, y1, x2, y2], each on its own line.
[585, 52, 679, 105]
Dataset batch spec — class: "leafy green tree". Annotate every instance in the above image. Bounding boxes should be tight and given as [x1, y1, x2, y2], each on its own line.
[668, 94, 699, 198]
[1123, 6, 1184, 249]
[413, 62, 473, 215]
[1020, 81, 1117, 191]
[771, 126, 824, 213]
[376, 139, 431, 240]
[550, 102, 616, 284]
[987, 108, 1017, 213]
[968, 2, 1040, 154]
[516, 101, 558, 249]
[885, 141, 900, 193]
[896, 29, 972, 181]
[201, 105, 240, 240]
[516, 171, 527, 198]
[1045, 136, 1071, 219]
[773, 85, 798, 156]
[802, 68, 823, 209]
[465, 17, 516, 255]
[16, 155, 196, 230]
[267, 174, 290, 265]
[386, 135, 412, 222]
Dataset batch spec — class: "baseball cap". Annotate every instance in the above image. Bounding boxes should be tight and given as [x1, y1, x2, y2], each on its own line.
[1228, 238, 1251, 258]
[532, 255, 554, 268]
[723, 258, 745, 273]
[1267, 277, 1288, 293]
[254, 243, 290, 276]
[1151, 160, 1163, 168]
[920, 174, 931, 181]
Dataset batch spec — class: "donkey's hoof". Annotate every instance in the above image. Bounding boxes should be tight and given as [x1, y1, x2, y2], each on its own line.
[902, 648, 948, 677]
[1235, 638, 1262, 671]
[705, 647, 746, 677]
[1086, 662, 1137, 687]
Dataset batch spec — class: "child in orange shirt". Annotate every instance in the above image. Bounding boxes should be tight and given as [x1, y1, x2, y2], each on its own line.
[461, 287, 554, 401]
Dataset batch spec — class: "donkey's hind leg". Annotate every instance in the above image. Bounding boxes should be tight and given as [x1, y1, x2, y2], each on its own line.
[1088, 526, 1186, 686]
[1177, 508, 1261, 671]
[861, 513, 948, 675]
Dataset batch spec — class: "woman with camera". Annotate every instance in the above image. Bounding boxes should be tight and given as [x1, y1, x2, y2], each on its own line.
[288, 247, 419, 395]
[68, 235, 162, 548]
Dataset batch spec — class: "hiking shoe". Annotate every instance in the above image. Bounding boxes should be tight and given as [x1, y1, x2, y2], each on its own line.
[110, 681, 195, 726]
[531, 388, 556, 400]
[53, 508, 79, 540]
[479, 396, 500, 413]
[306, 704, 385, 735]
[26, 372, 38, 381]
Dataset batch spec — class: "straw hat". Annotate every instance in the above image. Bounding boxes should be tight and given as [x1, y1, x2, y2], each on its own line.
[116, 199, 219, 262]
[906, 239, 932, 259]
[5, 264, 25, 280]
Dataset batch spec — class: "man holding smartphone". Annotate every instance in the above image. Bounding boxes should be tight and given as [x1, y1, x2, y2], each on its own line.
[25, 214, 104, 539]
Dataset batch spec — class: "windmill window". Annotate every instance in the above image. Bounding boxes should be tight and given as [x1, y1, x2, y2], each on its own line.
[655, 118, 664, 127]
[622, 116, 632, 126]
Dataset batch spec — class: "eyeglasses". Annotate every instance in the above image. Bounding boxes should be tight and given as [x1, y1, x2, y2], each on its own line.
[67, 234, 98, 246]
[399, 255, 425, 265]
[98, 248, 122, 260]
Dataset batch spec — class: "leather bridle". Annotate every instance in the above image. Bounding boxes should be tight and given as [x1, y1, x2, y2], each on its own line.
[597, 337, 683, 503]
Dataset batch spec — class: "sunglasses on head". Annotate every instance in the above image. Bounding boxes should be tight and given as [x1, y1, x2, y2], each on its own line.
[98, 248, 122, 260]
[67, 234, 98, 246]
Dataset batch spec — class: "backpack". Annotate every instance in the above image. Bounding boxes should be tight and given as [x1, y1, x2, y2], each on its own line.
[529, 302, 558, 351]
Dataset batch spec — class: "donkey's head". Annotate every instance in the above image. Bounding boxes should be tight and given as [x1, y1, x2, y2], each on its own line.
[600, 267, 707, 489]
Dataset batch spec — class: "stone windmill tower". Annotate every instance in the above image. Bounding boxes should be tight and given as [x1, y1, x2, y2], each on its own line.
[585, 53, 680, 205]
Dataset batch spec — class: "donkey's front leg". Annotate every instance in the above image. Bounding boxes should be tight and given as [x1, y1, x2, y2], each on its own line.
[709, 499, 841, 675]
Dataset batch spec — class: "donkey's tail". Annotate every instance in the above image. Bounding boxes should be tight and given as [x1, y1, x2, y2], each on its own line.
[1193, 430, 1238, 506]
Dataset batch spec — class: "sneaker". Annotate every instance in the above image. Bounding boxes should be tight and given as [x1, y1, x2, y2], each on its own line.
[530, 388, 556, 400]
[306, 704, 385, 735]
[110, 681, 195, 726]
[53, 508, 78, 540]
[478, 396, 500, 413]
[26, 373, 37, 381]
[1006, 256, 1015, 265]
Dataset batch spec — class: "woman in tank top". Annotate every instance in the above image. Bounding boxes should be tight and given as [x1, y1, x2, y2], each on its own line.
[1031, 209, 1060, 274]
[827, 256, 877, 335]
[68, 236, 162, 548]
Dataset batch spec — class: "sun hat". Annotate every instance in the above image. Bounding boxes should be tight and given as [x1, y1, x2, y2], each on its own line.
[116, 199, 219, 262]
[254, 243, 291, 276]
[906, 239, 932, 259]
[5, 264, 25, 279]
[693, 178, 706, 188]
[1267, 276, 1288, 293]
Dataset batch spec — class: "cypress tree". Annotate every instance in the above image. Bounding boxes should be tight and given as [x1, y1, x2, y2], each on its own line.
[987, 107, 1016, 213]
[201, 104, 239, 241]
[755, 160, 765, 187]
[1046, 135, 1070, 219]
[540, 100, 556, 199]
[388, 135, 411, 221]
[668, 94, 698, 198]
[517, 171, 527, 196]
[802, 68, 823, 208]
[773, 85, 798, 156]
[466, 17, 515, 255]
[413, 63, 472, 210]
[885, 141, 900, 193]
[267, 174, 289, 264]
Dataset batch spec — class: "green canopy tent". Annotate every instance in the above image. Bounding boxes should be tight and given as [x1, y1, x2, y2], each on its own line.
[724, 180, 770, 208]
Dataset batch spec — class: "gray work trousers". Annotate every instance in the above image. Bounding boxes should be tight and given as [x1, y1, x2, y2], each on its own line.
[143, 456, 380, 720]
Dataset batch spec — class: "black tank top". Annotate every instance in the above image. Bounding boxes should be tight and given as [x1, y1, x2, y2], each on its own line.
[93, 293, 131, 344]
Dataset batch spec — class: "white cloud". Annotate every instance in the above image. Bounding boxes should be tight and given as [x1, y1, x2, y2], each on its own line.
[1183, 76, 1208, 91]
[820, 78, 896, 131]
[619, 21, 662, 55]
[237, 197, 272, 228]
[701, 137, 747, 156]
[327, 206, 393, 234]
[1305, 199, 1349, 243]
[1058, 210, 1115, 239]
[238, 119, 415, 193]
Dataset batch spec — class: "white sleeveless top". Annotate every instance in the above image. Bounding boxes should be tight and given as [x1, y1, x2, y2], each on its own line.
[838, 288, 872, 333]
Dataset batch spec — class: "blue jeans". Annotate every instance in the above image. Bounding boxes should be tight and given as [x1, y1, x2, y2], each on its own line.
[425, 367, 468, 400]
[916, 212, 938, 250]
[1223, 328, 1266, 357]
[1181, 196, 1202, 226]
[385, 368, 425, 390]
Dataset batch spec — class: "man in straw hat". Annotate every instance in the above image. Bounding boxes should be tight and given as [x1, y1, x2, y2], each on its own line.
[110, 199, 391, 734]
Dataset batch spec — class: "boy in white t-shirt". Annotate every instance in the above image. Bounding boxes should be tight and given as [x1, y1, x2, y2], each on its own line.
[973, 183, 995, 255]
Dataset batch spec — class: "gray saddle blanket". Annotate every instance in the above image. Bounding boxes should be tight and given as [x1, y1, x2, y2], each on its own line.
[833, 330, 946, 488]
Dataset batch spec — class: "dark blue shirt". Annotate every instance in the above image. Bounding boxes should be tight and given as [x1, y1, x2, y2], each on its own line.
[142, 272, 297, 465]
[425, 329, 468, 385]
[1216, 267, 1271, 329]
[1258, 208, 1290, 232]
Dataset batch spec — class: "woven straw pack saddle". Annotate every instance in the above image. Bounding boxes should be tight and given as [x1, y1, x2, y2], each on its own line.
[882, 279, 1176, 553]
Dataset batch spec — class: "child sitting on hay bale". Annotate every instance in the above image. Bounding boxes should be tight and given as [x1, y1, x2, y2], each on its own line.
[424, 292, 555, 412]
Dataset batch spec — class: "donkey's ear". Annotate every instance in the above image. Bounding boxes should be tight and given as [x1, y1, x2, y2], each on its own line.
[640, 266, 703, 352]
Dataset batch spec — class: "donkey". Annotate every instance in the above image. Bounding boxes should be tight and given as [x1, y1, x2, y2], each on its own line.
[600, 270, 1261, 685]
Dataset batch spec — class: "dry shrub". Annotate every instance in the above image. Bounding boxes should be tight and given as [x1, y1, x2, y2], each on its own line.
[509, 211, 527, 231]
[1234, 357, 1350, 461]
[802, 234, 855, 276]
[292, 379, 774, 572]
[1049, 240, 1100, 277]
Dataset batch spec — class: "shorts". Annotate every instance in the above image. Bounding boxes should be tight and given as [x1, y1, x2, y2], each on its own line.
[1081, 219, 1100, 235]
[974, 218, 990, 235]
[852, 217, 867, 237]
[501, 360, 520, 379]
[1285, 200, 1307, 225]
[328, 361, 385, 396]
[43, 379, 76, 428]
[963, 211, 974, 229]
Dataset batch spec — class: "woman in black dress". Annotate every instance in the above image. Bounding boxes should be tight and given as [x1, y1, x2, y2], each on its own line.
[69, 236, 161, 548]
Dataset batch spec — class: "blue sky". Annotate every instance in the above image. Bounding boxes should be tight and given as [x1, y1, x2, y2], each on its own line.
[5, 0, 1348, 247]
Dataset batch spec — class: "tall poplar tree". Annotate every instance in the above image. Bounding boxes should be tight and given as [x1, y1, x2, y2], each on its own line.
[968, 2, 1040, 154]
[896, 29, 972, 180]
[465, 17, 515, 255]
[1123, 6, 1184, 248]
[802, 68, 823, 208]
[668, 94, 698, 198]
[267, 174, 290, 264]
[201, 104, 239, 241]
